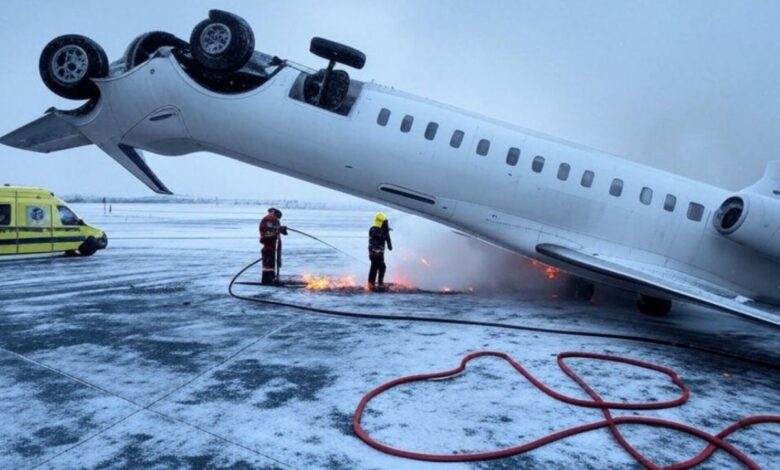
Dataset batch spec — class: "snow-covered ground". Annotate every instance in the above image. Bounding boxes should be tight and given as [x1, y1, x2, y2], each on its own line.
[0, 203, 778, 469]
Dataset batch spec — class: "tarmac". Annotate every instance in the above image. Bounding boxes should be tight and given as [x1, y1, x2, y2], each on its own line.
[1, 204, 778, 469]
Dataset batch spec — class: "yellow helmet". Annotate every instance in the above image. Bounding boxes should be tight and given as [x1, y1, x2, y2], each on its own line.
[373, 212, 388, 228]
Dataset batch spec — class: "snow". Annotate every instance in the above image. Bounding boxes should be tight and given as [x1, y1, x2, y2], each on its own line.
[0, 203, 778, 469]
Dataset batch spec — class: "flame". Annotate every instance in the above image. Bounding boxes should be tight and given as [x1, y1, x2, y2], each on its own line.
[301, 273, 357, 291]
[530, 259, 561, 281]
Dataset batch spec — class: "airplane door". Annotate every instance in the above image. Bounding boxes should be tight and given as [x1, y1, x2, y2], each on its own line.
[0, 197, 17, 256]
[18, 202, 53, 254]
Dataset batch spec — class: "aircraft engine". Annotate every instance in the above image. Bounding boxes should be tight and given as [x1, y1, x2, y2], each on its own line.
[713, 193, 780, 260]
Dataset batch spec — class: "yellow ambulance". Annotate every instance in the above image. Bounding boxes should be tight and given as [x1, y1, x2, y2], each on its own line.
[0, 185, 107, 258]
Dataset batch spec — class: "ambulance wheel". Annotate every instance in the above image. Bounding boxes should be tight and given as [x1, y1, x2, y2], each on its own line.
[39, 34, 108, 100]
[190, 10, 254, 72]
[637, 295, 672, 317]
[78, 238, 98, 257]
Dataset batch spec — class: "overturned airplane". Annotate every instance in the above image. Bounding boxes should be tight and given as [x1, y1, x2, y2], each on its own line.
[3, 10, 780, 326]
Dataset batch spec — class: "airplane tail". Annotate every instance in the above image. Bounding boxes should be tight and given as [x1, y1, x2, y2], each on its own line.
[1, 111, 172, 195]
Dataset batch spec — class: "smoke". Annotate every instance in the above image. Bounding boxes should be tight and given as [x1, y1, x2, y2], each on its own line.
[381, 215, 565, 294]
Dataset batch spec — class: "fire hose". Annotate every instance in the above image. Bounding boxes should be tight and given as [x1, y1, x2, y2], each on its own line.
[228, 251, 780, 467]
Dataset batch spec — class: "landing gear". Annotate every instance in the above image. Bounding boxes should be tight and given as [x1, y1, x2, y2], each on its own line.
[636, 294, 672, 316]
[39, 34, 108, 100]
[190, 10, 254, 73]
[124, 31, 189, 70]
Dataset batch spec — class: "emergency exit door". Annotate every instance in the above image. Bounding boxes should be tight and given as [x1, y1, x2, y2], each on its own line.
[0, 198, 16, 255]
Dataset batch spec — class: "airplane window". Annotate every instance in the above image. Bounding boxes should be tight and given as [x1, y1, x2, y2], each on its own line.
[0, 204, 10, 226]
[425, 122, 439, 140]
[377, 108, 391, 126]
[450, 130, 465, 148]
[57, 206, 80, 226]
[557, 163, 571, 181]
[664, 194, 677, 212]
[640, 187, 653, 205]
[477, 139, 490, 156]
[610, 178, 623, 197]
[581, 170, 594, 187]
[506, 147, 520, 166]
[400, 115, 414, 133]
[687, 202, 705, 221]
[532, 156, 545, 173]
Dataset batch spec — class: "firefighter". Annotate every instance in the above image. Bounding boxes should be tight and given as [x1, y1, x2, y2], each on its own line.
[259, 207, 287, 284]
[368, 212, 393, 290]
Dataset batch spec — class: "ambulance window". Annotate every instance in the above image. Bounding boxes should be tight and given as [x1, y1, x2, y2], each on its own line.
[557, 163, 571, 181]
[425, 122, 439, 140]
[476, 139, 490, 156]
[532, 156, 545, 173]
[687, 202, 705, 221]
[400, 115, 414, 133]
[0, 204, 10, 226]
[664, 194, 677, 212]
[506, 147, 520, 166]
[58, 206, 79, 226]
[581, 170, 594, 187]
[610, 178, 623, 197]
[377, 108, 391, 126]
[450, 130, 465, 148]
[640, 187, 653, 205]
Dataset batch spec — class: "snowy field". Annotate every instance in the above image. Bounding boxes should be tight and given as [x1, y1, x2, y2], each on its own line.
[0, 203, 778, 469]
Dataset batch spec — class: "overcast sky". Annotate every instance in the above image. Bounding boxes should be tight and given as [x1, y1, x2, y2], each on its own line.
[2, 0, 779, 200]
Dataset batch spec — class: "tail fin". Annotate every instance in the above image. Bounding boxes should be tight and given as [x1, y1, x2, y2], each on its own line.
[1, 112, 172, 195]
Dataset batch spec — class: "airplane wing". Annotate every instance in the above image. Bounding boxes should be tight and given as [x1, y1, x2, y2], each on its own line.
[536, 243, 780, 327]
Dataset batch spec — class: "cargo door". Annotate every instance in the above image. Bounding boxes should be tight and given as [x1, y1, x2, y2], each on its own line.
[18, 202, 53, 254]
[0, 197, 16, 256]
[52, 204, 86, 252]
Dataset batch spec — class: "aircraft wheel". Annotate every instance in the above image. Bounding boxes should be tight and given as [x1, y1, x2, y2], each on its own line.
[636, 294, 672, 316]
[124, 31, 189, 70]
[190, 10, 254, 73]
[39, 34, 108, 100]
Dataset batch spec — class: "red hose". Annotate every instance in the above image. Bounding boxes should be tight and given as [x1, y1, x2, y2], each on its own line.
[352, 351, 780, 469]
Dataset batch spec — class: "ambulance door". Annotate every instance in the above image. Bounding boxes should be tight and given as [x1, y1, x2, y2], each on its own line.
[52, 204, 85, 252]
[0, 197, 16, 255]
[18, 202, 53, 254]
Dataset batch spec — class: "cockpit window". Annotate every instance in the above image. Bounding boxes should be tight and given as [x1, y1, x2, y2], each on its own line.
[58, 206, 80, 226]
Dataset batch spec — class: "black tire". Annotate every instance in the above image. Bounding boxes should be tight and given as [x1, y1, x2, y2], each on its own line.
[39, 34, 108, 100]
[190, 10, 254, 72]
[310, 37, 366, 69]
[124, 31, 189, 70]
[77, 238, 98, 257]
[637, 295, 672, 317]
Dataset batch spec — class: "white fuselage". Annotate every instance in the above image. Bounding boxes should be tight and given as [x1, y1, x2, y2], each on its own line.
[82, 55, 780, 304]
